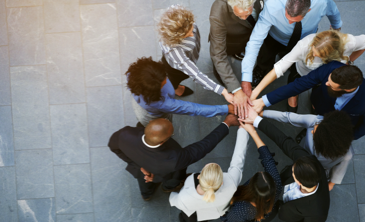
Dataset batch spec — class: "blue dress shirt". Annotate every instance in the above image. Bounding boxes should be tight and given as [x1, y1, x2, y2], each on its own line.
[132, 78, 228, 117]
[241, 0, 342, 82]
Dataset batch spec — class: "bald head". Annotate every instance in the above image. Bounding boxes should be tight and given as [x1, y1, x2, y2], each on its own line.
[144, 118, 174, 146]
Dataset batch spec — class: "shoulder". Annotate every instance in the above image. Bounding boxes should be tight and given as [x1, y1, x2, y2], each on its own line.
[211, 0, 227, 13]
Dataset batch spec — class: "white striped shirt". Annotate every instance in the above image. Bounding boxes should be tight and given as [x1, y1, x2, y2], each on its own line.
[160, 24, 224, 95]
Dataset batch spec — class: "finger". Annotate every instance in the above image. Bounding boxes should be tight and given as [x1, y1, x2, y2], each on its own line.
[247, 97, 253, 106]
[234, 104, 237, 116]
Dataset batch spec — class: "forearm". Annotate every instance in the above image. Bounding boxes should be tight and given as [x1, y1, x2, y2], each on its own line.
[248, 130, 265, 148]
[349, 49, 365, 62]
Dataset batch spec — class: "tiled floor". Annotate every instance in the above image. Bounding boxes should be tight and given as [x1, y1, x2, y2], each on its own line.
[0, 0, 365, 221]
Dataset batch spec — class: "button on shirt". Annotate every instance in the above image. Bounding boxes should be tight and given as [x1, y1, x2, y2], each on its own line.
[241, 0, 342, 82]
[132, 78, 228, 117]
[283, 182, 319, 203]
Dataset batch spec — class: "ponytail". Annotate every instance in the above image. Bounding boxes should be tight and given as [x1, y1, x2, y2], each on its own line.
[203, 188, 216, 202]
[199, 163, 223, 203]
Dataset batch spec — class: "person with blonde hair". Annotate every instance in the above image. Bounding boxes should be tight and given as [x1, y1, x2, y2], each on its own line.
[251, 30, 365, 112]
[169, 126, 250, 221]
[209, 0, 264, 119]
[158, 5, 237, 116]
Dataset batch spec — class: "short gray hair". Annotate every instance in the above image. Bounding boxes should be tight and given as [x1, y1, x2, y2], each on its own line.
[285, 0, 311, 17]
[227, 0, 256, 11]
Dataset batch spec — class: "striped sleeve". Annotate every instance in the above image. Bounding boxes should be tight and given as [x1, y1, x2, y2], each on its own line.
[166, 47, 224, 95]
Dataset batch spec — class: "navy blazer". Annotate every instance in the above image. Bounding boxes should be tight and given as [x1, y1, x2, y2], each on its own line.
[266, 61, 365, 140]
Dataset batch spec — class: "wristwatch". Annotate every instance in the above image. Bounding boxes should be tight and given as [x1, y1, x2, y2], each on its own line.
[348, 60, 354, 65]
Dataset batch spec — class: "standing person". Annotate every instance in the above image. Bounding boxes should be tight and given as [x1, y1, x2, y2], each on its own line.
[127, 57, 235, 127]
[169, 125, 250, 221]
[158, 5, 249, 117]
[251, 30, 365, 112]
[209, 0, 264, 117]
[108, 115, 239, 201]
[240, 0, 342, 97]
[261, 110, 353, 191]
[221, 122, 282, 222]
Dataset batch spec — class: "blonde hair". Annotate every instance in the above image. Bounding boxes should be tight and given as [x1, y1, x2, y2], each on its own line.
[199, 163, 223, 203]
[157, 5, 195, 46]
[305, 30, 349, 65]
[227, 0, 256, 11]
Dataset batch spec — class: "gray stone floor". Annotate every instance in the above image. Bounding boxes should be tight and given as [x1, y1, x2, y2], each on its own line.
[0, 0, 365, 221]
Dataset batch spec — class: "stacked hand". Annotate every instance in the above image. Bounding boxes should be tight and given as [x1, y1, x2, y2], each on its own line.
[232, 89, 253, 119]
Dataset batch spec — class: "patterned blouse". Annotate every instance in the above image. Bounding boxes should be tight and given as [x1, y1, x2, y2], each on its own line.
[221, 146, 282, 222]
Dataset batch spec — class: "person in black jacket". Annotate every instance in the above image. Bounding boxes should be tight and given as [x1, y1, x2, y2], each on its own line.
[241, 106, 330, 222]
[108, 115, 239, 201]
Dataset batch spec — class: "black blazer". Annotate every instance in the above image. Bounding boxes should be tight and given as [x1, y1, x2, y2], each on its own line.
[108, 123, 229, 183]
[266, 61, 365, 140]
[258, 118, 330, 222]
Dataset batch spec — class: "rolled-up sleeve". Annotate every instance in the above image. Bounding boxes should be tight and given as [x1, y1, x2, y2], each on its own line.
[326, 0, 342, 30]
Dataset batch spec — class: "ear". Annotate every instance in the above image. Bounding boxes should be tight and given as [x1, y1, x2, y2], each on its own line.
[197, 175, 200, 179]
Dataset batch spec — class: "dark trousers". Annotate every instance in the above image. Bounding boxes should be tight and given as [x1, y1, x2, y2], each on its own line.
[137, 168, 187, 197]
[179, 211, 210, 222]
[287, 64, 301, 84]
[162, 56, 189, 90]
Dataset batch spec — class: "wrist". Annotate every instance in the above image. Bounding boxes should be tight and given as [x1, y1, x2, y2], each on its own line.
[222, 88, 228, 96]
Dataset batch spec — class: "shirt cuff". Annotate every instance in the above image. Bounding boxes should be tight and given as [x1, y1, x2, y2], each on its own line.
[241, 73, 252, 82]
[216, 85, 225, 95]
[232, 87, 242, 94]
[262, 95, 272, 107]
[222, 122, 229, 129]
[253, 116, 263, 128]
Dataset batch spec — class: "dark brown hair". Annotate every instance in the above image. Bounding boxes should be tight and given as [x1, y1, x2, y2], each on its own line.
[331, 65, 363, 90]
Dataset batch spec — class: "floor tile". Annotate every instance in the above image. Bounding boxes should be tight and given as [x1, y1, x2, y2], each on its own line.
[121, 75, 137, 127]
[54, 164, 93, 214]
[116, 0, 154, 27]
[50, 104, 90, 165]
[11, 66, 51, 150]
[17, 198, 55, 222]
[80, 0, 114, 4]
[86, 86, 124, 147]
[90, 147, 132, 222]
[44, 0, 80, 33]
[80, 3, 121, 87]
[354, 155, 365, 203]
[0, 167, 18, 222]
[6, 0, 42, 7]
[359, 204, 365, 222]
[327, 184, 359, 222]
[152, 0, 189, 9]
[15, 149, 54, 199]
[0, 0, 7, 46]
[7, 6, 46, 66]
[352, 136, 365, 155]
[341, 158, 355, 184]
[57, 213, 95, 222]
[0, 106, 14, 166]
[131, 206, 170, 222]
[46, 33, 86, 104]
[0, 46, 11, 105]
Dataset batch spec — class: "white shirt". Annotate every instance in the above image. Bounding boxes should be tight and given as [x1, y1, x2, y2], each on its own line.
[283, 182, 319, 203]
[274, 34, 365, 77]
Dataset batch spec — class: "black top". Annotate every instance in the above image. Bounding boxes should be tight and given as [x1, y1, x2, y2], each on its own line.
[194, 173, 200, 188]
[221, 146, 282, 222]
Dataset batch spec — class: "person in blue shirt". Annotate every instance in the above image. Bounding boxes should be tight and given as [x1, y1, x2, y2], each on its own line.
[127, 57, 234, 126]
[240, 0, 342, 99]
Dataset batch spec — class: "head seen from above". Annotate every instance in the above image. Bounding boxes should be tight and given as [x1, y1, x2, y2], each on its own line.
[231, 172, 276, 221]
[285, 0, 311, 24]
[228, 0, 255, 20]
[312, 111, 353, 160]
[158, 5, 195, 46]
[292, 156, 321, 189]
[144, 118, 174, 146]
[199, 163, 223, 203]
[326, 65, 363, 97]
[306, 30, 348, 65]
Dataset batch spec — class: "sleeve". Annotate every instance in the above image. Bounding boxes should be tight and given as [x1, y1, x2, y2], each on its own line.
[354, 119, 365, 140]
[258, 118, 312, 161]
[274, 38, 306, 78]
[241, 7, 273, 82]
[152, 96, 228, 117]
[266, 61, 345, 105]
[175, 123, 229, 170]
[351, 35, 365, 52]
[326, 0, 342, 30]
[227, 128, 250, 186]
[209, 8, 241, 92]
[279, 206, 327, 222]
[263, 110, 319, 128]
[167, 47, 224, 95]
[330, 148, 353, 184]
[257, 146, 282, 201]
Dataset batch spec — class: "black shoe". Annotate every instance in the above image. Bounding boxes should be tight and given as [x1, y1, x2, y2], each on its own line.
[136, 122, 144, 128]
[295, 129, 307, 144]
[141, 182, 161, 201]
[233, 53, 244, 61]
[252, 67, 266, 87]
[212, 65, 225, 86]
[161, 182, 184, 193]
[177, 86, 194, 97]
[287, 102, 298, 113]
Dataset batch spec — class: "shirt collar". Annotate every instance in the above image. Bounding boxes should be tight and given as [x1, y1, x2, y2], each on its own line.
[142, 135, 161, 148]
[340, 86, 359, 98]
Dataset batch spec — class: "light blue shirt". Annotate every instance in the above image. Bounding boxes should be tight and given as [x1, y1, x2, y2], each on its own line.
[241, 0, 342, 82]
[283, 182, 319, 203]
[132, 78, 228, 117]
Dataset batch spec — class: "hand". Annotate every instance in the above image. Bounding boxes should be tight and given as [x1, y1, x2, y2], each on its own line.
[328, 181, 335, 191]
[238, 105, 258, 124]
[223, 114, 240, 127]
[228, 104, 234, 114]
[141, 167, 154, 183]
[330, 25, 341, 31]
[252, 98, 265, 113]
[241, 81, 252, 98]
[239, 121, 255, 133]
[250, 88, 260, 101]
[233, 90, 253, 119]
[222, 89, 234, 104]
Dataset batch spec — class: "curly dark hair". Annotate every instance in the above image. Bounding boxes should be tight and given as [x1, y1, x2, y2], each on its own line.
[313, 111, 353, 160]
[126, 57, 167, 105]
